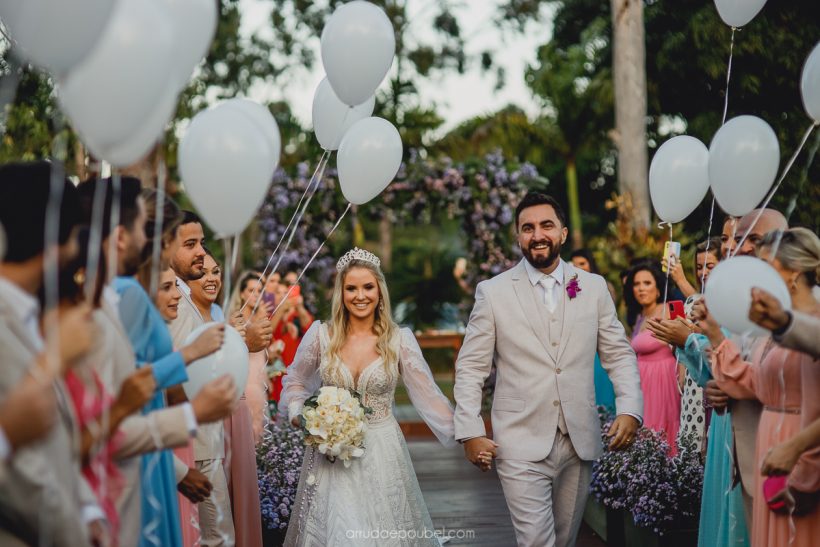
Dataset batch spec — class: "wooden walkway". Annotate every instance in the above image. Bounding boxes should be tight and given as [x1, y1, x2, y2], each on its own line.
[408, 440, 606, 546]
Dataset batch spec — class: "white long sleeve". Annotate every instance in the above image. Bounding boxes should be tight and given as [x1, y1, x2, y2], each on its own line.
[398, 328, 457, 447]
[281, 321, 323, 422]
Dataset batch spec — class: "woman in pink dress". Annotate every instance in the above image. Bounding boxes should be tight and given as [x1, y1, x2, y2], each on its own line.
[695, 228, 820, 547]
[190, 257, 263, 547]
[624, 262, 683, 453]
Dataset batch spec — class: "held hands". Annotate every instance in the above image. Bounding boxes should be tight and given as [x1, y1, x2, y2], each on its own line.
[607, 415, 640, 450]
[749, 288, 790, 332]
[463, 437, 498, 472]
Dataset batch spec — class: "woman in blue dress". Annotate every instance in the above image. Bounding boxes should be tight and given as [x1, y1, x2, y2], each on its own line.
[116, 189, 226, 547]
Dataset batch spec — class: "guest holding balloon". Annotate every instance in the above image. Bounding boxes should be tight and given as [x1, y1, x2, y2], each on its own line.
[570, 249, 616, 412]
[694, 228, 820, 546]
[188, 258, 263, 547]
[648, 237, 749, 547]
[625, 262, 683, 454]
[119, 191, 231, 547]
[228, 270, 278, 438]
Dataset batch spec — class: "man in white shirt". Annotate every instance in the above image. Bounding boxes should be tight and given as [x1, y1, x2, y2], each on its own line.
[0, 161, 99, 546]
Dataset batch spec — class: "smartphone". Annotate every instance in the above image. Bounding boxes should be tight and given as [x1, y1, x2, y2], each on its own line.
[288, 285, 301, 299]
[667, 300, 685, 320]
[662, 241, 681, 273]
[262, 291, 276, 307]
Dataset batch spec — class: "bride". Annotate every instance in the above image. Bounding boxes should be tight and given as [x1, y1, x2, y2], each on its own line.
[281, 248, 457, 546]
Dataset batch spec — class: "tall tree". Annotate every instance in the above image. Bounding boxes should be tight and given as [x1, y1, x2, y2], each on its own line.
[610, 0, 649, 231]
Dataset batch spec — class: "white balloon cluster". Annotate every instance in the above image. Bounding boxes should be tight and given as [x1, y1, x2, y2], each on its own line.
[179, 99, 282, 237]
[312, 1, 404, 206]
[0, 0, 217, 167]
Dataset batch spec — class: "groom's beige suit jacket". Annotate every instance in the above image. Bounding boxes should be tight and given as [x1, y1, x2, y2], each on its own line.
[454, 260, 643, 461]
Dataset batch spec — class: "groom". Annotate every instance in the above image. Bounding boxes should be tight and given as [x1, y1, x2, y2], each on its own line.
[454, 191, 643, 547]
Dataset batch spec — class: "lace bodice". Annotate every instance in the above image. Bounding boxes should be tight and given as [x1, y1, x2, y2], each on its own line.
[282, 322, 456, 446]
[316, 324, 398, 423]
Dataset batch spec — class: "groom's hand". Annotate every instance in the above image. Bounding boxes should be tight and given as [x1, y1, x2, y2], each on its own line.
[463, 437, 498, 471]
[607, 415, 639, 450]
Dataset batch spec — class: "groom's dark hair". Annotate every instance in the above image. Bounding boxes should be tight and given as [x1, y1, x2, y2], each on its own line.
[514, 191, 567, 230]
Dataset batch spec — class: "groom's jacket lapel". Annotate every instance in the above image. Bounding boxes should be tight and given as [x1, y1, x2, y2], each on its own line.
[511, 261, 556, 362]
[556, 263, 579, 364]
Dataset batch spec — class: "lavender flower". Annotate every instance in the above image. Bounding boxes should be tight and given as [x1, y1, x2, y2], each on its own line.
[256, 417, 305, 531]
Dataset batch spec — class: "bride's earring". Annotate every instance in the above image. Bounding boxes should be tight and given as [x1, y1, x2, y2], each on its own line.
[379, 300, 385, 313]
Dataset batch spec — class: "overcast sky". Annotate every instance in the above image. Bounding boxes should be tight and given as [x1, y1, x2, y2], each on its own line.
[238, 0, 554, 133]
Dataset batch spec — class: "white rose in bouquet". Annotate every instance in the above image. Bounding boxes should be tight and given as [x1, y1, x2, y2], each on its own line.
[300, 386, 371, 467]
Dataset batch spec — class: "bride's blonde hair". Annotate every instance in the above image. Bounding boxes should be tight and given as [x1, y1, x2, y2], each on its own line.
[324, 258, 399, 387]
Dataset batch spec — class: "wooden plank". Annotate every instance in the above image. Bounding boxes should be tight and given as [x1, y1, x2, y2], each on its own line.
[408, 440, 606, 546]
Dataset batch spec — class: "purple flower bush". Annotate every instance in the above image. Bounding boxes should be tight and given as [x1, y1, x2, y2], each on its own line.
[256, 417, 305, 531]
[255, 150, 543, 321]
[590, 412, 703, 535]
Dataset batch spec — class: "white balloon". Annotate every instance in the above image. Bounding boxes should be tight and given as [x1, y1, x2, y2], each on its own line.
[714, 0, 767, 28]
[337, 117, 402, 205]
[704, 256, 791, 336]
[58, 0, 175, 151]
[709, 115, 780, 217]
[321, 1, 395, 106]
[179, 104, 275, 236]
[0, 0, 116, 75]
[160, 0, 218, 90]
[800, 42, 820, 123]
[94, 83, 179, 167]
[649, 136, 710, 223]
[312, 77, 376, 151]
[182, 323, 248, 405]
[220, 98, 282, 174]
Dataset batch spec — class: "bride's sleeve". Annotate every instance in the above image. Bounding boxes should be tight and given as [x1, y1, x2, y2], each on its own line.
[280, 322, 323, 422]
[398, 328, 457, 447]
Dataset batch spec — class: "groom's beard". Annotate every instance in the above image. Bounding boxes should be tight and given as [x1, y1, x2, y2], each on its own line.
[523, 238, 562, 270]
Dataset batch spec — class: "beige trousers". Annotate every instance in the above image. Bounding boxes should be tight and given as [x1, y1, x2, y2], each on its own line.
[496, 431, 592, 547]
[196, 458, 236, 547]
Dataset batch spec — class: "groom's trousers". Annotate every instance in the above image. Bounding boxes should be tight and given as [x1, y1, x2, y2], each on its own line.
[496, 430, 592, 547]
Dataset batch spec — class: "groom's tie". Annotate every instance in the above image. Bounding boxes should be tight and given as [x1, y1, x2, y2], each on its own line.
[539, 275, 558, 313]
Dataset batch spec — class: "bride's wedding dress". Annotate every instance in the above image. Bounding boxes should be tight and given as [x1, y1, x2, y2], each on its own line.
[280, 322, 456, 547]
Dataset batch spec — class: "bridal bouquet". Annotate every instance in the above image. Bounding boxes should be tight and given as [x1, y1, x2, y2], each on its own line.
[300, 386, 371, 467]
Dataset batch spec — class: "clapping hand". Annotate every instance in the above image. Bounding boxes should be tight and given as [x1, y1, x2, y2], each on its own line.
[646, 317, 696, 348]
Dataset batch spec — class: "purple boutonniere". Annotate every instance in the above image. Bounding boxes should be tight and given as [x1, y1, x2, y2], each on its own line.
[566, 275, 581, 299]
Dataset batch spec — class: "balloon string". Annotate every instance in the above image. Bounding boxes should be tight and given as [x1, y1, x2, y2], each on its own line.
[659, 222, 673, 319]
[721, 27, 736, 126]
[246, 150, 331, 317]
[732, 121, 818, 257]
[240, 150, 331, 317]
[698, 26, 735, 294]
[701, 197, 716, 287]
[85, 170, 108, 303]
[149, 151, 168, 296]
[268, 203, 352, 318]
[222, 236, 234, 312]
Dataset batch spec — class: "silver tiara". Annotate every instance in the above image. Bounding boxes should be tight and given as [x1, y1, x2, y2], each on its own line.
[336, 247, 381, 272]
